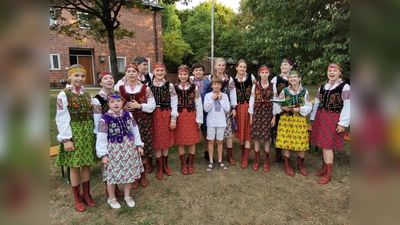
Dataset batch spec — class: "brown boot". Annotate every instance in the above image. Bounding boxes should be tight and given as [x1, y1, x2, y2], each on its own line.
[81, 181, 96, 206]
[162, 155, 172, 176]
[271, 148, 282, 162]
[298, 156, 308, 176]
[155, 157, 163, 180]
[71, 185, 86, 212]
[227, 148, 236, 165]
[252, 151, 260, 171]
[179, 154, 188, 175]
[318, 163, 333, 184]
[145, 157, 153, 173]
[240, 145, 245, 163]
[263, 151, 270, 172]
[139, 172, 147, 187]
[314, 160, 327, 176]
[130, 180, 139, 189]
[188, 154, 195, 174]
[284, 156, 294, 176]
[241, 148, 251, 169]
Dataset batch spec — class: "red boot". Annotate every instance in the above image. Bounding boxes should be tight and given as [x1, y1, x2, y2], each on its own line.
[145, 157, 153, 173]
[241, 148, 251, 169]
[314, 160, 327, 176]
[227, 148, 236, 166]
[71, 185, 86, 212]
[298, 156, 308, 176]
[105, 183, 124, 198]
[81, 181, 96, 206]
[179, 154, 188, 175]
[252, 151, 260, 171]
[155, 157, 163, 180]
[188, 154, 195, 174]
[318, 163, 332, 184]
[263, 151, 270, 172]
[284, 156, 294, 176]
[240, 145, 245, 163]
[130, 180, 139, 189]
[162, 155, 172, 176]
[271, 148, 282, 162]
[139, 172, 147, 187]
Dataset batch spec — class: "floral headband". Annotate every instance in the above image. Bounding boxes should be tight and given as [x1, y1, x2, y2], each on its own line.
[289, 70, 301, 77]
[258, 67, 271, 73]
[125, 63, 139, 72]
[134, 58, 148, 64]
[98, 71, 113, 83]
[153, 63, 166, 70]
[105, 94, 122, 101]
[68, 67, 86, 76]
[328, 64, 342, 72]
[281, 59, 293, 66]
[178, 68, 189, 74]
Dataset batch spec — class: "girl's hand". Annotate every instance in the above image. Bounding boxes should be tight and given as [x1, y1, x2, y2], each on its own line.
[281, 106, 292, 112]
[102, 157, 110, 165]
[336, 125, 345, 133]
[271, 116, 276, 127]
[231, 109, 236, 117]
[292, 107, 300, 114]
[125, 101, 134, 110]
[250, 115, 253, 125]
[170, 121, 176, 130]
[130, 100, 141, 109]
[137, 147, 144, 156]
[197, 123, 201, 129]
[63, 141, 75, 152]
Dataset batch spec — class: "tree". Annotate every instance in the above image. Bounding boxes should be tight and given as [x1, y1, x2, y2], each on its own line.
[50, 0, 192, 76]
[241, 0, 350, 84]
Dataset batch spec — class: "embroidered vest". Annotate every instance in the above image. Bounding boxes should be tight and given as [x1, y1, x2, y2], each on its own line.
[283, 87, 307, 108]
[276, 75, 289, 95]
[254, 82, 273, 107]
[235, 76, 253, 104]
[318, 82, 345, 113]
[64, 88, 93, 122]
[119, 84, 150, 121]
[175, 83, 196, 112]
[94, 94, 108, 114]
[101, 110, 134, 143]
[151, 81, 171, 110]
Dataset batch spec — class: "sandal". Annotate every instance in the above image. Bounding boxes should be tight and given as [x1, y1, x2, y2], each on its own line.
[217, 161, 228, 170]
[206, 162, 213, 172]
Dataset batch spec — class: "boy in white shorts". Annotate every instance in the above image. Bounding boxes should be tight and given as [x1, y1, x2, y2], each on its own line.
[203, 76, 230, 171]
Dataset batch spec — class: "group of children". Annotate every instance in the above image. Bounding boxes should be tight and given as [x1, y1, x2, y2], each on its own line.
[55, 57, 350, 211]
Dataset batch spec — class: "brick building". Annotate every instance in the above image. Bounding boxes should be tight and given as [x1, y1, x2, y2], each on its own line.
[50, 1, 164, 88]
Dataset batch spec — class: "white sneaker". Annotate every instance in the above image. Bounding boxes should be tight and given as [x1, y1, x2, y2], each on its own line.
[107, 198, 121, 209]
[124, 196, 136, 208]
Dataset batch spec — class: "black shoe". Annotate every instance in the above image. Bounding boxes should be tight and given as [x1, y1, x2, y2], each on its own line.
[204, 151, 209, 161]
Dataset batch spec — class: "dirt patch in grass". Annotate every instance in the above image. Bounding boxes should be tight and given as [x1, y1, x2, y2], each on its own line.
[50, 141, 350, 224]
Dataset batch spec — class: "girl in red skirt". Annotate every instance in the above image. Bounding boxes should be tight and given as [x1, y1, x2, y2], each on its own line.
[174, 65, 203, 175]
[248, 65, 275, 172]
[150, 62, 178, 179]
[310, 63, 350, 184]
[115, 62, 156, 188]
[233, 60, 256, 169]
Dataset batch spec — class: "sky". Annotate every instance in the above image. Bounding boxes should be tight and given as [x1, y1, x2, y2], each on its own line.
[175, 0, 241, 13]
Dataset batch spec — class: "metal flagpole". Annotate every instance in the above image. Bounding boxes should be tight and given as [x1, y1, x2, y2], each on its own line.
[211, 0, 214, 75]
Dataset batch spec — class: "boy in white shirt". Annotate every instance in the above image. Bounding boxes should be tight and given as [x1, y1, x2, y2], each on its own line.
[203, 76, 231, 171]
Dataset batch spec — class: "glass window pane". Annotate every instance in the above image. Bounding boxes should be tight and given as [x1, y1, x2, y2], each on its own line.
[52, 55, 59, 69]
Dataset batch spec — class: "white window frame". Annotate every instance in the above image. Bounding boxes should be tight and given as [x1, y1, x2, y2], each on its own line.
[50, 9, 57, 26]
[146, 58, 151, 74]
[50, 54, 61, 70]
[77, 12, 90, 29]
[108, 56, 127, 74]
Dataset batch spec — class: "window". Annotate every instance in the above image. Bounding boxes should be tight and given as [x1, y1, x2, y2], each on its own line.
[77, 12, 90, 29]
[50, 9, 57, 26]
[108, 57, 126, 73]
[50, 54, 61, 70]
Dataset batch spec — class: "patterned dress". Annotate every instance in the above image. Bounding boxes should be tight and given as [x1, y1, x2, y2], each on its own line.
[174, 83, 203, 145]
[249, 82, 274, 140]
[275, 85, 312, 151]
[97, 110, 144, 184]
[55, 86, 98, 168]
[310, 80, 350, 150]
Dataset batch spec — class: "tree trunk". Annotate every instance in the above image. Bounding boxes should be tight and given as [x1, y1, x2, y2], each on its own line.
[107, 28, 118, 78]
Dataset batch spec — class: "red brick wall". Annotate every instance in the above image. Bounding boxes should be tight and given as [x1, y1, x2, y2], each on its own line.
[50, 7, 163, 87]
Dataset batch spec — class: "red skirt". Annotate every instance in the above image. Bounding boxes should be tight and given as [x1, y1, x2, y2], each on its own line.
[152, 108, 175, 151]
[235, 102, 251, 142]
[310, 109, 344, 150]
[175, 108, 201, 145]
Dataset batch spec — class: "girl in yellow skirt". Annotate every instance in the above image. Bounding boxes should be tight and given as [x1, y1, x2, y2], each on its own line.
[274, 69, 312, 177]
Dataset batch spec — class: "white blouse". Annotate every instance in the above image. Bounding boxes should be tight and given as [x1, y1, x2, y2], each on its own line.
[92, 89, 107, 134]
[273, 85, 312, 117]
[203, 92, 231, 127]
